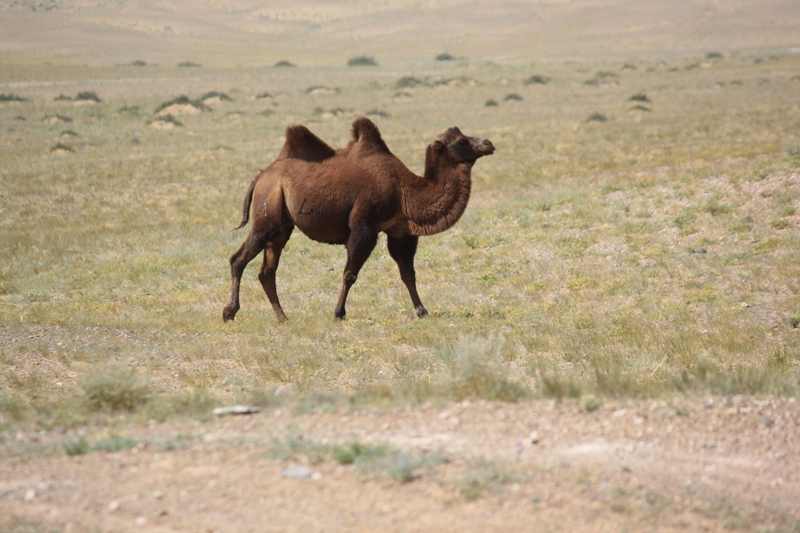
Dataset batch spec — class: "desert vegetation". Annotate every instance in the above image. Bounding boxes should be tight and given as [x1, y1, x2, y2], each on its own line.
[0, 50, 798, 425]
[1, 6, 799, 522]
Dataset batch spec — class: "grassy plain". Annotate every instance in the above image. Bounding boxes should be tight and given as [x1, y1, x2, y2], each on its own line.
[2, 49, 799, 427]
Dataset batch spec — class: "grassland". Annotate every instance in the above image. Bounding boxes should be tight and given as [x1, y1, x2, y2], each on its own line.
[1, 50, 798, 430]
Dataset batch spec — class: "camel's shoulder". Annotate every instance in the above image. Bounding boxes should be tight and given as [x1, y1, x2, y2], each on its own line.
[350, 117, 393, 157]
[279, 125, 336, 162]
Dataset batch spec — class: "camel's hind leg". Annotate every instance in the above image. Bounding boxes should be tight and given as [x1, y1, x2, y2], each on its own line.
[257, 225, 294, 322]
[223, 227, 276, 322]
[387, 233, 428, 318]
[334, 224, 378, 320]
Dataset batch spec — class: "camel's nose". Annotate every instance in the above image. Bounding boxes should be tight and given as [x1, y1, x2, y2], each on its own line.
[478, 138, 495, 155]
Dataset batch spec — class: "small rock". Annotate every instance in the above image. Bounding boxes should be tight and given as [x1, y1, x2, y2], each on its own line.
[529, 431, 540, 444]
[135, 516, 147, 526]
[704, 398, 714, 409]
[108, 500, 121, 512]
[691, 248, 707, 254]
[741, 216, 754, 223]
[212, 405, 260, 416]
[282, 466, 312, 479]
[24, 489, 36, 502]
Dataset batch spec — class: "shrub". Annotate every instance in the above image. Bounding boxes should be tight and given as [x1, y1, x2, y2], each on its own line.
[200, 91, 232, 102]
[629, 92, 650, 102]
[0, 93, 28, 102]
[448, 334, 527, 402]
[366, 108, 390, 118]
[504, 93, 523, 102]
[485, 99, 498, 107]
[395, 76, 424, 89]
[50, 143, 75, 153]
[274, 60, 295, 67]
[347, 56, 377, 67]
[587, 113, 607, 122]
[177, 61, 201, 68]
[153, 96, 209, 114]
[706, 52, 724, 60]
[79, 365, 152, 412]
[75, 91, 102, 103]
[524, 74, 550, 85]
[63, 436, 89, 456]
[435, 52, 455, 61]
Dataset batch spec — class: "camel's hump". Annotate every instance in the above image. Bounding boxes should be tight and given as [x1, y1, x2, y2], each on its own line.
[280, 124, 336, 162]
[350, 117, 392, 156]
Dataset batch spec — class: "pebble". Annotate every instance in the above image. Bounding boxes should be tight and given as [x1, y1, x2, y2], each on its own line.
[24, 489, 36, 502]
[212, 405, 260, 416]
[282, 466, 312, 479]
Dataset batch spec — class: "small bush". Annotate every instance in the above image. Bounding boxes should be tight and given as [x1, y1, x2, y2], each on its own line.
[256, 92, 272, 99]
[63, 436, 89, 456]
[366, 108, 390, 118]
[274, 60, 295, 67]
[50, 143, 75, 153]
[629, 105, 651, 112]
[177, 61, 201, 68]
[435, 52, 455, 61]
[587, 113, 607, 122]
[395, 76, 424, 89]
[790, 316, 800, 329]
[75, 91, 102, 103]
[154, 95, 209, 114]
[347, 56, 378, 67]
[458, 460, 520, 500]
[200, 91, 232, 102]
[524, 74, 550, 85]
[448, 334, 527, 402]
[149, 114, 183, 127]
[706, 52, 724, 60]
[79, 365, 152, 412]
[54, 94, 72, 101]
[504, 93, 523, 102]
[629, 92, 650, 102]
[128, 60, 147, 67]
[485, 99, 498, 107]
[92, 435, 138, 452]
[0, 93, 28, 102]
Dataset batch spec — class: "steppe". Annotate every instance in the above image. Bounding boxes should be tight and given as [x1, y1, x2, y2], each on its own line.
[1, 1, 800, 531]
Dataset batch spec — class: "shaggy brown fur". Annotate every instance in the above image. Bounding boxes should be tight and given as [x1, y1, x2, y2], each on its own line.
[223, 118, 494, 322]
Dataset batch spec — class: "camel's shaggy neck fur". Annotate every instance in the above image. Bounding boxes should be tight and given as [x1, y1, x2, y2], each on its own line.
[399, 144, 473, 236]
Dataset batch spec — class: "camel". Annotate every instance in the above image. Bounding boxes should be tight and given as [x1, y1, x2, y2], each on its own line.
[222, 117, 495, 322]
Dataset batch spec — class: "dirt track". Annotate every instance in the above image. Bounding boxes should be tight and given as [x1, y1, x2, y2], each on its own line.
[3, 396, 798, 532]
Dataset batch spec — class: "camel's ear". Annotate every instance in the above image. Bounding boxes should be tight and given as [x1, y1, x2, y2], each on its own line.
[431, 140, 445, 152]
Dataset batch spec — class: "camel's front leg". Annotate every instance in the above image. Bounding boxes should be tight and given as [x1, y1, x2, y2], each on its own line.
[387, 233, 428, 318]
[334, 225, 378, 320]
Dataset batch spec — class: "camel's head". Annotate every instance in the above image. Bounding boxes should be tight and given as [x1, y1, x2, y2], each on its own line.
[431, 127, 495, 164]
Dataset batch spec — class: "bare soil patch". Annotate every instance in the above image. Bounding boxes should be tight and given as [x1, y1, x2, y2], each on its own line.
[2, 397, 798, 532]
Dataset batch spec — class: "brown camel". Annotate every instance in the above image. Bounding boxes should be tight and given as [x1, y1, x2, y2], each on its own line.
[222, 117, 495, 322]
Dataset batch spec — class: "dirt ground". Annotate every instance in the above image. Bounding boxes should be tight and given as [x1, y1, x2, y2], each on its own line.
[2, 396, 798, 532]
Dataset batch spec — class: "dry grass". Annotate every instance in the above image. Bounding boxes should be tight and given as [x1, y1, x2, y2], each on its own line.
[1, 49, 799, 429]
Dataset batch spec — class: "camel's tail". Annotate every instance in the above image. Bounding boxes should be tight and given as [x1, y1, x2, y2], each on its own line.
[233, 176, 258, 230]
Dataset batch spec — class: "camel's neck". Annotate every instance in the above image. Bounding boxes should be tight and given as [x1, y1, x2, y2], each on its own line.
[399, 145, 473, 236]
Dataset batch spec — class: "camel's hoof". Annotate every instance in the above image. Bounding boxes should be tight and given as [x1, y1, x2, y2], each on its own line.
[276, 313, 288, 323]
[334, 311, 346, 321]
[416, 306, 429, 318]
[222, 306, 237, 322]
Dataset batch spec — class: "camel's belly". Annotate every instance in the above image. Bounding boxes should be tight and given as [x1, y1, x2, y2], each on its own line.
[286, 193, 352, 244]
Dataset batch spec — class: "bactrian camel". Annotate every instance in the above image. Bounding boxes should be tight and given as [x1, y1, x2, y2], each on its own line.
[222, 117, 495, 322]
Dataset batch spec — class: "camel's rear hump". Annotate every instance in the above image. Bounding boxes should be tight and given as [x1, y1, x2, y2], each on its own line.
[279, 125, 336, 162]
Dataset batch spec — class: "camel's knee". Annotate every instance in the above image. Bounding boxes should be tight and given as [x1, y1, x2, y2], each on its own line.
[343, 272, 358, 287]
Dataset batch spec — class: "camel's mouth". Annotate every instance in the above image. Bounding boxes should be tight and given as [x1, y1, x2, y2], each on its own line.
[475, 138, 495, 156]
